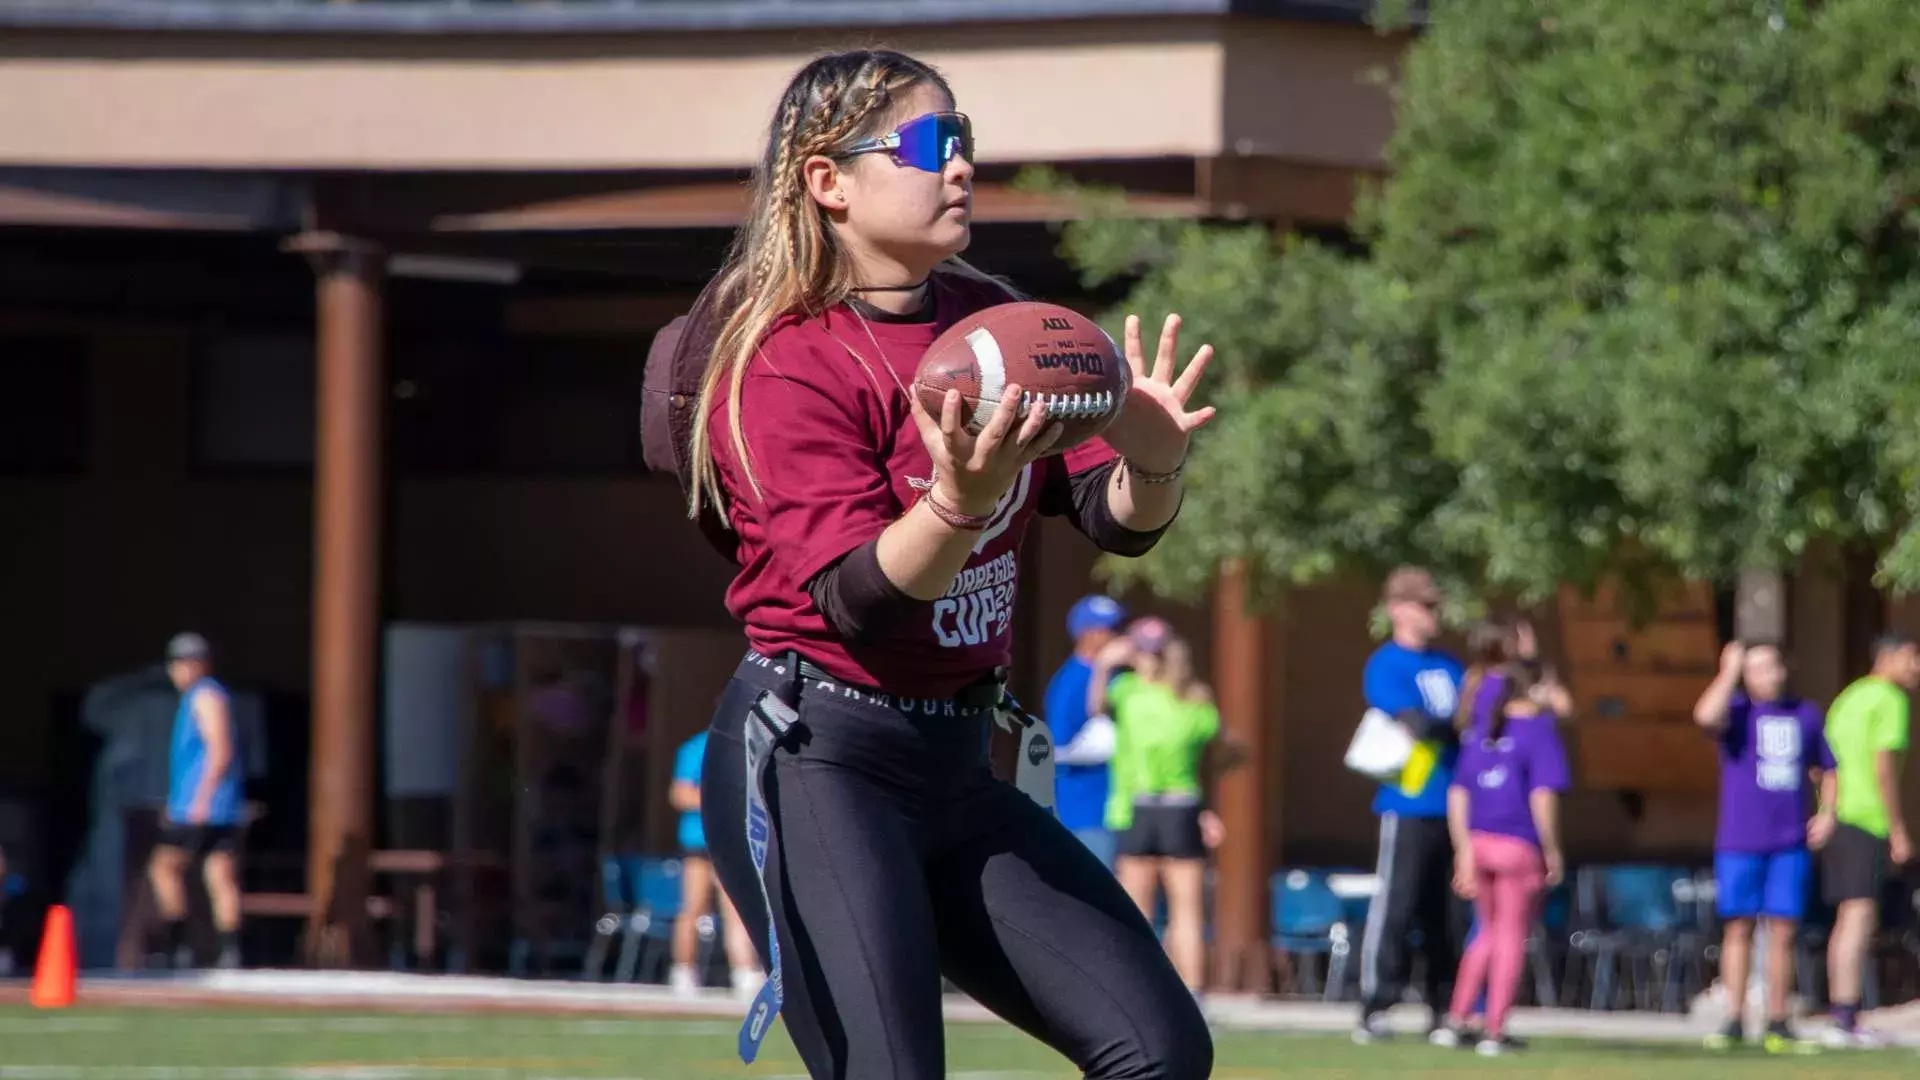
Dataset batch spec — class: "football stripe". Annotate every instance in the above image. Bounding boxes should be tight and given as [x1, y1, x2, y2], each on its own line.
[964, 326, 1007, 431]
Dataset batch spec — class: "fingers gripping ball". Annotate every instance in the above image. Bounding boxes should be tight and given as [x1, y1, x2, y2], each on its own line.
[913, 302, 1131, 453]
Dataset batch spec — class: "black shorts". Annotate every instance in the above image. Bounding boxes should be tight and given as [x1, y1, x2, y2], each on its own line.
[1820, 822, 1886, 905]
[700, 654, 1210, 1080]
[1118, 803, 1205, 860]
[157, 823, 242, 858]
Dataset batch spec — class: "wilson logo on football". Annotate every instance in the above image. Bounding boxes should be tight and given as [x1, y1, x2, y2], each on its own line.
[1030, 351, 1106, 375]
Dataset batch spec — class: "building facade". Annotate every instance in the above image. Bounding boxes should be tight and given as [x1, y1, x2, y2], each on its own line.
[1, 0, 1913, 985]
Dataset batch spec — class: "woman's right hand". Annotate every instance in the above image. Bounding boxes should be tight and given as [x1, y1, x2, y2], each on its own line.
[1718, 641, 1747, 680]
[1542, 847, 1565, 887]
[1198, 810, 1226, 851]
[909, 384, 1061, 517]
[1452, 850, 1478, 900]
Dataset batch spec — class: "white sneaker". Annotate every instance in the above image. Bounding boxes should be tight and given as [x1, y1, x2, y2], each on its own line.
[1818, 1025, 1888, 1050]
[1476, 1037, 1515, 1057]
[1352, 1013, 1391, 1044]
[1847, 1027, 1890, 1050]
[1429, 1027, 1462, 1049]
[730, 967, 762, 1001]
[667, 964, 700, 995]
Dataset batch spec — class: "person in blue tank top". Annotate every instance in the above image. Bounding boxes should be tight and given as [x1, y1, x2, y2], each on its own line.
[1043, 595, 1128, 870]
[147, 632, 245, 969]
[1355, 567, 1468, 1044]
[667, 730, 762, 999]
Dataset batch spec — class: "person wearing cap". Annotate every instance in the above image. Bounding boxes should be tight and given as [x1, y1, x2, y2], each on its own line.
[1090, 617, 1224, 992]
[146, 632, 244, 969]
[1043, 595, 1129, 869]
[1355, 567, 1467, 1044]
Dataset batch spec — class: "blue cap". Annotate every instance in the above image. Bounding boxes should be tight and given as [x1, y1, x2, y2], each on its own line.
[1067, 595, 1126, 640]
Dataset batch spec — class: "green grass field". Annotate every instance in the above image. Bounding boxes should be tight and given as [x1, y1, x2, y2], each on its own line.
[0, 1008, 1913, 1079]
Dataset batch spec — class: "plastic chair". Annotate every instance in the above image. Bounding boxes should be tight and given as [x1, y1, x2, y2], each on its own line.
[581, 855, 634, 980]
[1574, 865, 1696, 1011]
[621, 855, 686, 984]
[1523, 880, 1572, 1007]
[1327, 870, 1374, 1001]
[1270, 870, 1349, 999]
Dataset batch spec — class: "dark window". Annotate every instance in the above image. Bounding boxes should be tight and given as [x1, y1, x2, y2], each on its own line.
[392, 335, 644, 475]
[191, 331, 316, 469]
[0, 333, 90, 473]
[188, 328, 645, 475]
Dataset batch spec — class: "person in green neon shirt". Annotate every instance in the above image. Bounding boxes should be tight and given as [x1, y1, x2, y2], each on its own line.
[1089, 616, 1224, 994]
[1817, 632, 1917, 1049]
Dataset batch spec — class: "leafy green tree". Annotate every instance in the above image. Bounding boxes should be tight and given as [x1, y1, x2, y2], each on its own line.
[1039, 0, 1920, 608]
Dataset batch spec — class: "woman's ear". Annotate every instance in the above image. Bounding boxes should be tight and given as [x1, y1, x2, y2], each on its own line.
[801, 155, 849, 213]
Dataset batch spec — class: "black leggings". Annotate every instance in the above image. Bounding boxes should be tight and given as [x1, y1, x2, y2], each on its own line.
[701, 657, 1212, 1080]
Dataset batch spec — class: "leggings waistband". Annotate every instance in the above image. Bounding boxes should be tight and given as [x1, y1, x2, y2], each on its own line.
[743, 650, 1005, 718]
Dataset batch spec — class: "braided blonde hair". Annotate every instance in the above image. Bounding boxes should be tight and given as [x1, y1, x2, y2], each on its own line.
[687, 50, 954, 521]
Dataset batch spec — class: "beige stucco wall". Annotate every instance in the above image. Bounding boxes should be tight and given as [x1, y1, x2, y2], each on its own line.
[0, 18, 1397, 172]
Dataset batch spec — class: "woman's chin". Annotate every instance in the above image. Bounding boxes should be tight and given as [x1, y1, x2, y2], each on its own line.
[874, 230, 970, 279]
[935, 221, 972, 257]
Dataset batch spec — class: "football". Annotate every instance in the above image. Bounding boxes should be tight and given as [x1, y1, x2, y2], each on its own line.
[913, 301, 1130, 453]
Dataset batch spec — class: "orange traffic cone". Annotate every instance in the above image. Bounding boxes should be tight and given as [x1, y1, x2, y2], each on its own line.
[30, 905, 77, 1009]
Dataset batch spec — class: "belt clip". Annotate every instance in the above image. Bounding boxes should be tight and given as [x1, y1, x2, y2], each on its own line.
[1002, 693, 1056, 814]
[996, 689, 1035, 730]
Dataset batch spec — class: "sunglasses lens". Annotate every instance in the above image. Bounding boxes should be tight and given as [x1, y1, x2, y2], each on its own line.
[896, 113, 972, 172]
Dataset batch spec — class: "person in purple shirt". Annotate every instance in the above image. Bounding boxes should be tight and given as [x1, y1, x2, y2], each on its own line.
[1447, 616, 1572, 1034]
[1693, 640, 1836, 1054]
[1436, 663, 1569, 1057]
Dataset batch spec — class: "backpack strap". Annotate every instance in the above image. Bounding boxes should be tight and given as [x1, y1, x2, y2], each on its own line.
[641, 279, 736, 562]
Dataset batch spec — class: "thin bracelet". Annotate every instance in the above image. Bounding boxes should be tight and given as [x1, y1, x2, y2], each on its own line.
[922, 491, 992, 531]
[1122, 453, 1187, 485]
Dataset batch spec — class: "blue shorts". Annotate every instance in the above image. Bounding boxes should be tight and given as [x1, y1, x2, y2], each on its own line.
[1715, 848, 1811, 921]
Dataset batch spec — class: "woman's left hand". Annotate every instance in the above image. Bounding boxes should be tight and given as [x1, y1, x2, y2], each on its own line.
[1101, 313, 1217, 473]
[1198, 810, 1225, 851]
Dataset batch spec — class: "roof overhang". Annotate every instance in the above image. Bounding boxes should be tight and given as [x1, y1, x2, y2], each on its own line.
[0, 0, 1395, 36]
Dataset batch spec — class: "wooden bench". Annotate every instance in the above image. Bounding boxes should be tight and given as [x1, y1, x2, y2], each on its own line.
[239, 848, 447, 968]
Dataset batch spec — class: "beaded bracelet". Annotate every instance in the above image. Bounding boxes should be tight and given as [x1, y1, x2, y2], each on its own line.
[923, 492, 992, 531]
[1123, 453, 1188, 486]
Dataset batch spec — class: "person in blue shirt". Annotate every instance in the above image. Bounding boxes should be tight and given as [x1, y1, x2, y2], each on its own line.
[1044, 595, 1128, 869]
[1354, 568, 1468, 1044]
[667, 730, 762, 999]
[147, 632, 244, 970]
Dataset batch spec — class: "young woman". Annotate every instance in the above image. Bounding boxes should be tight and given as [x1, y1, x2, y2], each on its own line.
[666, 729, 763, 999]
[1087, 618, 1225, 992]
[1446, 615, 1569, 1037]
[1438, 664, 1569, 1056]
[689, 50, 1217, 1080]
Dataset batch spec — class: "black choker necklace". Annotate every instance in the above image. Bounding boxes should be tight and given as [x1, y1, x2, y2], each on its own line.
[850, 278, 929, 293]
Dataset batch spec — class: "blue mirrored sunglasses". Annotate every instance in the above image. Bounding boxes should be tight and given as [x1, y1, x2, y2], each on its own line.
[840, 111, 974, 173]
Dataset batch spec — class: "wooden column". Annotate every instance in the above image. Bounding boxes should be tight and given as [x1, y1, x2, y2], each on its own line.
[289, 232, 386, 966]
[1735, 568, 1787, 644]
[1211, 560, 1272, 992]
[1791, 544, 1847, 704]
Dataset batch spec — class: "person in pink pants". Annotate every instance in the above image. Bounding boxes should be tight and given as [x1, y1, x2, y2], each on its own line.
[1435, 663, 1569, 1056]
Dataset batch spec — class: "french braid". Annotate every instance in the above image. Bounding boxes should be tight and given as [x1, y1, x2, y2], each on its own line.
[688, 50, 953, 516]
